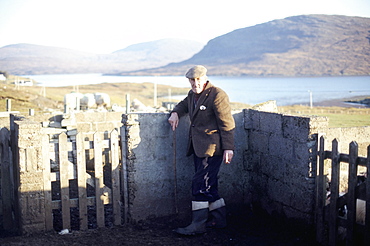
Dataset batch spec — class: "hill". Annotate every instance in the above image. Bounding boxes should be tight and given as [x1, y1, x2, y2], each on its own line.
[0, 39, 204, 75]
[118, 15, 370, 76]
[1, 15, 369, 77]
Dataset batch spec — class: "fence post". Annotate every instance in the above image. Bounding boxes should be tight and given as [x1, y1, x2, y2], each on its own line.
[76, 132, 88, 230]
[346, 141, 358, 245]
[110, 129, 121, 226]
[93, 132, 105, 228]
[6, 99, 11, 112]
[0, 128, 15, 231]
[41, 133, 53, 230]
[329, 139, 340, 246]
[59, 132, 71, 230]
[316, 136, 326, 244]
[120, 115, 129, 223]
[365, 145, 370, 245]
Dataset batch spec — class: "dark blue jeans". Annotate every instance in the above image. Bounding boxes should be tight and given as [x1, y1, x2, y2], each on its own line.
[192, 155, 223, 202]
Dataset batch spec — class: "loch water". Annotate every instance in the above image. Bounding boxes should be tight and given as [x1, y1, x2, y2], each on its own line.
[22, 74, 370, 106]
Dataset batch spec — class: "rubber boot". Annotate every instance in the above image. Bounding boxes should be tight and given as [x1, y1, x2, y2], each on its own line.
[174, 201, 209, 235]
[207, 198, 227, 229]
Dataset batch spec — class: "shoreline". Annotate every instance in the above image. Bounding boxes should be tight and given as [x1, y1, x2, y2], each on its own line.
[293, 95, 370, 108]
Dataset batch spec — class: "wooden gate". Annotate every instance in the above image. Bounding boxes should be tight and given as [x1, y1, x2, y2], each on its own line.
[316, 136, 370, 245]
[42, 130, 122, 231]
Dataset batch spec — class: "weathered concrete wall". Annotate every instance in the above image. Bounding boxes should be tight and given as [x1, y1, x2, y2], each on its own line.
[12, 120, 47, 234]
[244, 109, 329, 224]
[6, 110, 370, 234]
[122, 113, 190, 221]
[62, 111, 123, 132]
[325, 126, 370, 156]
[121, 111, 248, 222]
[322, 126, 370, 192]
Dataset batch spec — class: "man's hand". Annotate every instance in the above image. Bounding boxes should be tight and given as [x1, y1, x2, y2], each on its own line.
[168, 112, 179, 131]
[223, 150, 234, 164]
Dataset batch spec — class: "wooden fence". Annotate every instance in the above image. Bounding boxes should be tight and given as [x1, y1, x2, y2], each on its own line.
[43, 130, 123, 231]
[0, 128, 13, 232]
[316, 136, 370, 246]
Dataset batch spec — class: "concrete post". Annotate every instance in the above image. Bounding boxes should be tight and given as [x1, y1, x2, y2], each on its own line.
[13, 120, 47, 234]
[126, 94, 130, 113]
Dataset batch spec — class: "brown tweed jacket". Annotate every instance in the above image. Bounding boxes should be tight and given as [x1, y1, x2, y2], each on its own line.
[172, 82, 235, 157]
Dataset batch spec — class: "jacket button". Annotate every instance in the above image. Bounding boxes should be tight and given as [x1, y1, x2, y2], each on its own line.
[192, 124, 195, 127]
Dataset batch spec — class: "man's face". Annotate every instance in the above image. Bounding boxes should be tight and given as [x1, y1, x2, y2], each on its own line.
[189, 76, 207, 94]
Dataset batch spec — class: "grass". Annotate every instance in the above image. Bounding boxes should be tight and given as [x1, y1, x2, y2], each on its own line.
[1, 77, 369, 128]
[279, 106, 370, 128]
[311, 113, 370, 128]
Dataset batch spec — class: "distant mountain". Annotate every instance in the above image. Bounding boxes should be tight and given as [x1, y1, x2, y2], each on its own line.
[1, 15, 370, 77]
[0, 43, 99, 74]
[0, 39, 204, 75]
[118, 15, 370, 77]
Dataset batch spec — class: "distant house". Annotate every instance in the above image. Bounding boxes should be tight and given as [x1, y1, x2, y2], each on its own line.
[14, 79, 33, 86]
[0, 74, 6, 81]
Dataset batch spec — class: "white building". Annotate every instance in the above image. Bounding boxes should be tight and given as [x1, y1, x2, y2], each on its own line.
[15, 79, 33, 86]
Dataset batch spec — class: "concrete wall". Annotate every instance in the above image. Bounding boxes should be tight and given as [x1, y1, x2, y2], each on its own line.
[323, 126, 370, 192]
[325, 126, 370, 156]
[243, 109, 329, 224]
[61, 111, 123, 132]
[3, 110, 370, 234]
[12, 120, 48, 234]
[121, 111, 248, 222]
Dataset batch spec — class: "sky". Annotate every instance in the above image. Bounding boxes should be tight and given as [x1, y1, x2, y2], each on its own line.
[0, 0, 369, 54]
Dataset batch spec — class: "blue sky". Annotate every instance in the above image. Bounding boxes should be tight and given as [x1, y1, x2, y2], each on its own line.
[0, 0, 369, 54]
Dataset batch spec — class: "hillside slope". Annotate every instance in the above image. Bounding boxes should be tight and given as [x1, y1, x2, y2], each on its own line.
[120, 15, 370, 76]
[0, 39, 204, 75]
[1, 15, 369, 76]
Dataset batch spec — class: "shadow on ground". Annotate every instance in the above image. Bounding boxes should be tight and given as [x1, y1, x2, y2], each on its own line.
[0, 206, 319, 246]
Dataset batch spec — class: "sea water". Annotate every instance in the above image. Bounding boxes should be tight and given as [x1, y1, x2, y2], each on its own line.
[21, 74, 370, 106]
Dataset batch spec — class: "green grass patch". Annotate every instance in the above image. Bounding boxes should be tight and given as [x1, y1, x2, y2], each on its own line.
[279, 105, 370, 128]
[314, 113, 370, 128]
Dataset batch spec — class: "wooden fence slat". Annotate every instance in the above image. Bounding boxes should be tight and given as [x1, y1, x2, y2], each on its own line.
[120, 126, 129, 223]
[94, 132, 105, 228]
[316, 139, 370, 245]
[42, 134, 53, 230]
[316, 136, 326, 244]
[0, 128, 14, 230]
[365, 145, 370, 245]
[110, 130, 121, 226]
[329, 139, 340, 246]
[346, 142, 358, 245]
[76, 132, 88, 230]
[59, 132, 71, 230]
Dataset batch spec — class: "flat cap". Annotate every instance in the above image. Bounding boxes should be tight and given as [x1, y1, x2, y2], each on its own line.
[185, 65, 207, 79]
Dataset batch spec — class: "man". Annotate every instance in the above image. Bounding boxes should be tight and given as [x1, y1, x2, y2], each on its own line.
[168, 65, 235, 235]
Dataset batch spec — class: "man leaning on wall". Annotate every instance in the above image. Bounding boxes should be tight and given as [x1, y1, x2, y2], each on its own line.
[168, 65, 235, 236]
